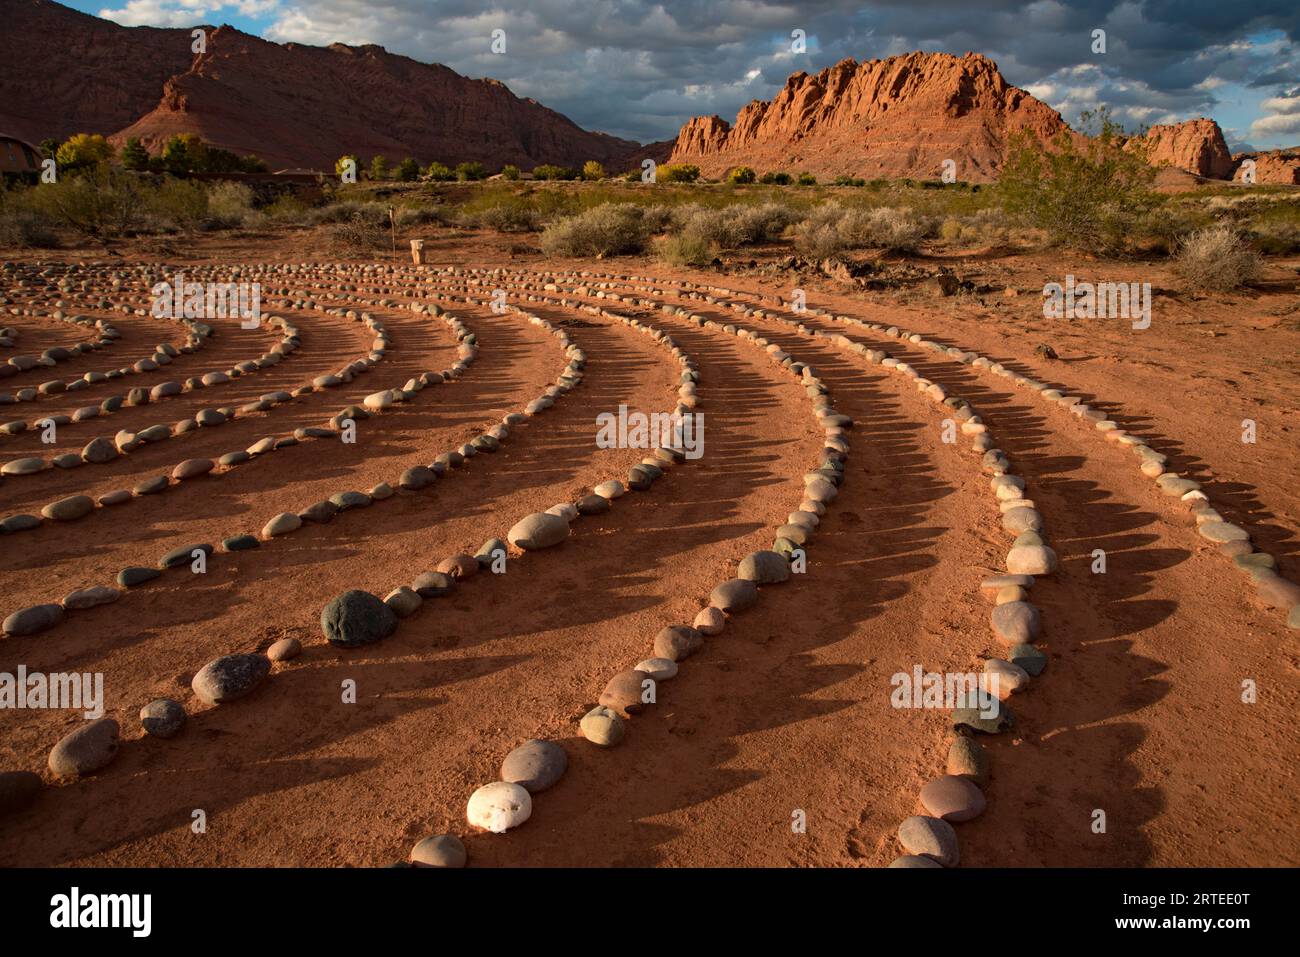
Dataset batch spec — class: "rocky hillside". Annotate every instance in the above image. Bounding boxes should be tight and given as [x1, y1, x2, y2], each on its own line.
[667, 52, 1072, 182]
[0, 0, 661, 172]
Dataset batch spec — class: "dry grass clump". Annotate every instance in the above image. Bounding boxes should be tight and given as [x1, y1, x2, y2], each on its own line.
[794, 202, 933, 257]
[1173, 225, 1262, 290]
[538, 203, 658, 257]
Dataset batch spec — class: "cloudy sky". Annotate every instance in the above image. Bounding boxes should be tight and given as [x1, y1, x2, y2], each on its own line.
[70, 0, 1300, 151]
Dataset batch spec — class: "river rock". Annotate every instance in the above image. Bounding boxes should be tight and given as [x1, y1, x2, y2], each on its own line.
[737, 550, 790, 584]
[919, 775, 986, 822]
[191, 653, 271, 704]
[991, 601, 1041, 645]
[410, 834, 467, 868]
[48, 718, 119, 776]
[599, 669, 650, 715]
[653, 625, 704, 661]
[140, 698, 186, 738]
[2, 603, 64, 636]
[580, 706, 624, 746]
[466, 781, 532, 833]
[897, 815, 959, 867]
[321, 590, 397, 647]
[508, 512, 569, 550]
[500, 739, 568, 793]
[1006, 544, 1057, 575]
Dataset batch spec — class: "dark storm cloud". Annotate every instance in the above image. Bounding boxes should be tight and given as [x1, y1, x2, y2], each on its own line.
[253, 0, 1298, 144]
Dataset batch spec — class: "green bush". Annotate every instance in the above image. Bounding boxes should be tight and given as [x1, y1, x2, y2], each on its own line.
[727, 166, 756, 185]
[149, 177, 210, 229]
[538, 203, 655, 256]
[456, 161, 487, 181]
[501, 164, 521, 181]
[996, 108, 1157, 253]
[582, 160, 606, 181]
[760, 171, 792, 185]
[425, 162, 455, 182]
[660, 163, 700, 183]
[206, 181, 256, 227]
[28, 168, 144, 238]
[833, 175, 865, 187]
[532, 164, 578, 181]
[797, 172, 817, 186]
[397, 158, 421, 182]
[469, 200, 542, 232]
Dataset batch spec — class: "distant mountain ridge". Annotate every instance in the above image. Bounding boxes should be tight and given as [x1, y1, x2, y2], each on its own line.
[0, 0, 666, 172]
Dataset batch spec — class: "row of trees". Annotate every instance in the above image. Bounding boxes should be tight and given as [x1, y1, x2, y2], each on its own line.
[39, 133, 268, 175]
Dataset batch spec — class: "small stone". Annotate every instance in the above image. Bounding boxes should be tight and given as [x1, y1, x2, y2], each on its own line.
[1006, 544, 1057, 575]
[634, 658, 678, 681]
[466, 781, 532, 833]
[222, 534, 260, 551]
[117, 566, 161, 587]
[139, 699, 186, 738]
[410, 834, 467, 868]
[982, 658, 1031, 697]
[48, 718, 120, 776]
[897, 815, 959, 867]
[693, 606, 725, 635]
[919, 775, 986, 822]
[475, 538, 507, 567]
[979, 575, 1033, 598]
[737, 550, 790, 584]
[952, 699, 1013, 735]
[576, 493, 611, 515]
[1008, 643, 1048, 676]
[159, 543, 213, 569]
[710, 578, 759, 612]
[41, 495, 94, 521]
[580, 705, 624, 746]
[3, 603, 64, 636]
[991, 601, 1041, 645]
[888, 855, 943, 868]
[1198, 521, 1249, 544]
[384, 586, 423, 618]
[262, 512, 302, 537]
[412, 571, 455, 597]
[599, 669, 650, 715]
[593, 480, 624, 499]
[947, 737, 990, 785]
[321, 590, 398, 647]
[191, 653, 272, 704]
[436, 554, 478, 580]
[172, 458, 214, 480]
[1001, 507, 1043, 535]
[267, 638, 302, 662]
[61, 585, 120, 610]
[508, 512, 569, 550]
[1254, 572, 1300, 610]
[500, 739, 568, 793]
[653, 625, 704, 662]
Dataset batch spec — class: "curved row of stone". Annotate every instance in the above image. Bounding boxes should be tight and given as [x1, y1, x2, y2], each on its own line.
[0, 297, 479, 631]
[429, 266, 1065, 867]
[400, 289, 851, 865]
[0, 312, 117, 375]
[7, 294, 584, 787]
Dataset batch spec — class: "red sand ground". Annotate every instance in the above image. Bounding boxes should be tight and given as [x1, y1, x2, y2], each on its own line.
[1, 226, 1297, 867]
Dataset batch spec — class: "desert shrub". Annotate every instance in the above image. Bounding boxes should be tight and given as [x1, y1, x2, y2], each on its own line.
[1173, 226, 1262, 291]
[0, 196, 59, 248]
[760, 171, 793, 185]
[263, 193, 311, 223]
[727, 166, 756, 185]
[639, 204, 677, 234]
[582, 160, 606, 181]
[425, 162, 455, 182]
[654, 233, 715, 266]
[144, 177, 211, 230]
[28, 168, 145, 238]
[533, 164, 578, 181]
[335, 155, 359, 179]
[1242, 198, 1300, 255]
[328, 211, 387, 256]
[501, 164, 521, 180]
[397, 157, 421, 182]
[308, 200, 388, 225]
[660, 163, 700, 183]
[395, 205, 453, 228]
[797, 172, 817, 186]
[833, 175, 864, 187]
[997, 108, 1157, 253]
[456, 161, 487, 181]
[623, 169, 642, 183]
[370, 155, 390, 180]
[121, 138, 150, 171]
[939, 217, 963, 242]
[538, 203, 654, 256]
[469, 200, 542, 232]
[676, 202, 797, 249]
[795, 202, 932, 257]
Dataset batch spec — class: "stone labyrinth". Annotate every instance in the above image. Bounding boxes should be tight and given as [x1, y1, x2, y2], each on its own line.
[1, 258, 1296, 867]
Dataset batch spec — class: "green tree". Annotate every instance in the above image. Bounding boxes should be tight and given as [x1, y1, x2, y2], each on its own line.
[727, 166, 756, 185]
[160, 134, 205, 174]
[501, 164, 521, 180]
[370, 155, 390, 180]
[455, 161, 487, 181]
[121, 138, 150, 171]
[397, 157, 420, 181]
[660, 163, 700, 183]
[582, 160, 606, 181]
[425, 161, 454, 181]
[55, 134, 114, 170]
